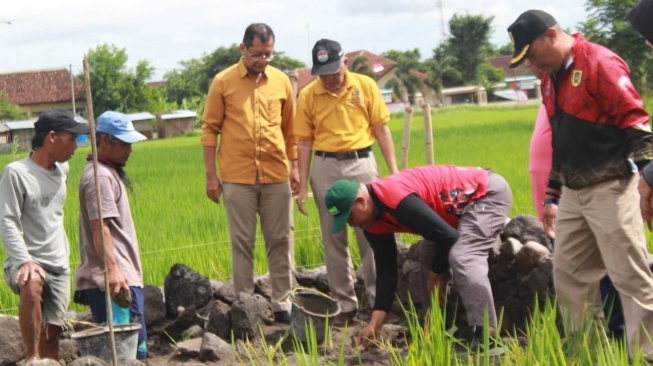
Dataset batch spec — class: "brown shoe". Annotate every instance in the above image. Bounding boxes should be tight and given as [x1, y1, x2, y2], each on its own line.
[333, 310, 358, 327]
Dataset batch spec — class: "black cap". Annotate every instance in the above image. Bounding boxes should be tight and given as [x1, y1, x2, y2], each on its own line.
[33, 108, 90, 134]
[629, 0, 653, 44]
[311, 39, 345, 76]
[507, 10, 558, 68]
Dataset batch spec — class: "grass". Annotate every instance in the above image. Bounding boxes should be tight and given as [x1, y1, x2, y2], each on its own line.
[1, 102, 652, 364]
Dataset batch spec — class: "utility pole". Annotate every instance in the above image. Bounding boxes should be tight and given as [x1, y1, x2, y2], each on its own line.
[70, 64, 76, 115]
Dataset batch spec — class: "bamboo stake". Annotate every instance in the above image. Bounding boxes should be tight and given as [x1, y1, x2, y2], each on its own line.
[83, 58, 119, 366]
[422, 104, 434, 165]
[400, 106, 412, 170]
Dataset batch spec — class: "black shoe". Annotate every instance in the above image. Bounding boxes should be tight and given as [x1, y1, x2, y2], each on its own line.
[274, 310, 292, 324]
[468, 325, 504, 356]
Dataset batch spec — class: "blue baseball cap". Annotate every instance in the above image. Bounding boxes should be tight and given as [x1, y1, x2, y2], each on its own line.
[96, 111, 147, 143]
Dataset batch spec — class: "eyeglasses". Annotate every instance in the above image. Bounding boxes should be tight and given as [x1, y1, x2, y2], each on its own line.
[246, 48, 275, 61]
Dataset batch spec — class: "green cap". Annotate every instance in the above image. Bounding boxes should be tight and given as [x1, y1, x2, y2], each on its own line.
[324, 180, 360, 233]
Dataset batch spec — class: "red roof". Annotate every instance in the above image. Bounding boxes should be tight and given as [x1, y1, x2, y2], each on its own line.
[147, 80, 166, 88]
[487, 55, 532, 78]
[0, 68, 85, 106]
[295, 67, 315, 93]
[345, 50, 397, 79]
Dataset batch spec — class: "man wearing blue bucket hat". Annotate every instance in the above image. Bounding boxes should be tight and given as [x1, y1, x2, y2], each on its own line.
[74, 111, 148, 360]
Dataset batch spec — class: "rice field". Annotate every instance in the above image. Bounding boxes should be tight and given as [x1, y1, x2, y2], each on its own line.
[1, 103, 652, 364]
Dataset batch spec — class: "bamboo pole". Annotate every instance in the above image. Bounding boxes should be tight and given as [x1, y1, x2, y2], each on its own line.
[83, 59, 119, 366]
[422, 104, 434, 165]
[400, 106, 413, 170]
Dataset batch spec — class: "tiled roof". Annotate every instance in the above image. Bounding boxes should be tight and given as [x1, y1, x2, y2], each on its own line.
[295, 67, 315, 93]
[487, 55, 532, 78]
[345, 50, 397, 79]
[0, 68, 85, 106]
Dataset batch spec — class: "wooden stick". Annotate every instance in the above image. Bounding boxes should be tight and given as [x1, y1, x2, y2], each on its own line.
[400, 107, 412, 170]
[422, 104, 434, 165]
[83, 58, 119, 366]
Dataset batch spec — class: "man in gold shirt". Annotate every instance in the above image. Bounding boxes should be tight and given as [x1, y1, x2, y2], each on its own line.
[295, 39, 399, 326]
[201, 23, 297, 323]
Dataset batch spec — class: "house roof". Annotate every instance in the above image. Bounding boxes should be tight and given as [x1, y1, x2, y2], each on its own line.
[295, 67, 315, 93]
[147, 81, 165, 88]
[294, 50, 399, 93]
[4, 115, 87, 130]
[0, 124, 9, 133]
[487, 55, 532, 78]
[4, 120, 37, 130]
[346, 50, 397, 79]
[0, 68, 85, 106]
[158, 109, 197, 120]
[126, 112, 156, 121]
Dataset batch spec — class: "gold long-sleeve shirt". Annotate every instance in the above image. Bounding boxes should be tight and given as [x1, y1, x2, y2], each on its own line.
[201, 59, 297, 184]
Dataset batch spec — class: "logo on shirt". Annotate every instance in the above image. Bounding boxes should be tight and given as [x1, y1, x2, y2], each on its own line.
[571, 70, 582, 87]
[349, 89, 362, 105]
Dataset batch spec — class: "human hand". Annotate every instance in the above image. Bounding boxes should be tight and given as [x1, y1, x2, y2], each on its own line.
[289, 166, 300, 196]
[16, 261, 45, 287]
[428, 271, 447, 306]
[638, 175, 653, 230]
[542, 203, 557, 239]
[296, 188, 309, 215]
[108, 266, 130, 297]
[206, 176, 222, 204]
[356, 324, 378, 351]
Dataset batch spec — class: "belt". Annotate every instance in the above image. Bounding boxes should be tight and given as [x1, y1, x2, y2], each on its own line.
[314, 146, 372, 160]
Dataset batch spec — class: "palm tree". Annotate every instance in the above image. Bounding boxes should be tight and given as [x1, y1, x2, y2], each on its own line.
[423, 54, 462, 104]
[384, 54, 424, 105]
[350, 55, 376, 79]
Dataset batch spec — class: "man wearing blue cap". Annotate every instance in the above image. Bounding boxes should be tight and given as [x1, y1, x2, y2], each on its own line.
[1, 108, 89, 363]
[74, 111, 148, 360]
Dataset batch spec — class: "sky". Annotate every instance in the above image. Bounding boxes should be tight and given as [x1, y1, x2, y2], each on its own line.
[0, 0, 588, 81]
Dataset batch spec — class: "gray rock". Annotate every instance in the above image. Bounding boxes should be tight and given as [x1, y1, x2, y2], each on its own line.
[315, 270, 331, 294]
[68, 357, 108, 366]
[294, 266, 325, 288]
[214, 278, 236, 305]
[500, 237, 524, 261]
[230, 292, 272, 340]
[515, 241, 551, 275]
[162, 306, 201, 341]
[199, 332, 236, 363]
[204, 300, 232, 341]
[209, 279, 224, 297]
[164, 263, 213, 317]
[502, 214, 553, 252]
[254, 274, 273, 301]
[0, 316, 24, 366]
[181, 325, 204, 340]
[175, 337, 203, 358]
[143, 285, 167, 327]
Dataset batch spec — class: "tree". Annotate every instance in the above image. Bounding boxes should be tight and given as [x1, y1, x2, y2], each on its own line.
[164, 45, 305, 105]
[382, 49, 424, 104]
[423, 53, 462, 101]
[442, 14, 496, 84]
[0, 93, 23, 121]
[270, 51, 305, 73]
[82, 44, 163, 114]
[350, 56, 375, 78]
[581, 0, 653, 92]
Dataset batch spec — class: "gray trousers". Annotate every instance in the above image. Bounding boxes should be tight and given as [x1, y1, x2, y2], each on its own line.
[419, 172, 512, 327]
[222, 180, 292, 312]
[311, 153, 380, 313]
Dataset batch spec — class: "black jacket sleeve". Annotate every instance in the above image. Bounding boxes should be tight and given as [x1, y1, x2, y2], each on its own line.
[364, 231, 398, 312]
[393, 193, 459, 274]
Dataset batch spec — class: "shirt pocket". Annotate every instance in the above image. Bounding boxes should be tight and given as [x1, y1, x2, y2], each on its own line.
[266, 98, 283, 125]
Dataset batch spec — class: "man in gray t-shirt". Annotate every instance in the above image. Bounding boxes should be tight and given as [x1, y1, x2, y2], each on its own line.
[0, 109, 88, 363]
[74, 111, 148, 360]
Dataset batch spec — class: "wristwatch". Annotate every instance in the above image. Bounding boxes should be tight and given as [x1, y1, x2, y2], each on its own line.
[543, 197, 559, 206]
